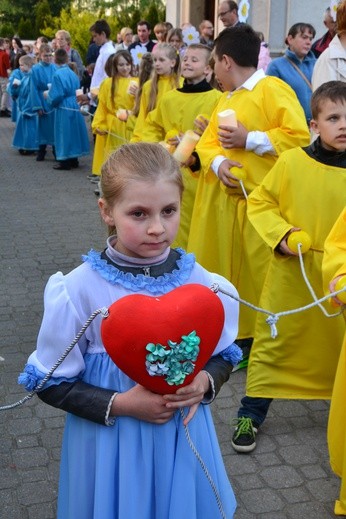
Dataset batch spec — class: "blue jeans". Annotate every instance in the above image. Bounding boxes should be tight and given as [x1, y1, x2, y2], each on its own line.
[238, 396, 272, 427]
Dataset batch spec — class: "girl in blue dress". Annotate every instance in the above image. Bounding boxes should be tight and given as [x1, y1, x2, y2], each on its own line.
[19, 142, 240, 519]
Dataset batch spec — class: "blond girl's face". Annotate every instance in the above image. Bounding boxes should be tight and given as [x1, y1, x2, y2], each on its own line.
[116, 56, 132, 77]
[98, 178, 180, 259]
[152, 49, 176, 76]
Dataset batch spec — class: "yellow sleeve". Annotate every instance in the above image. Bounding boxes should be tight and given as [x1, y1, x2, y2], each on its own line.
[246, 152, 294, 250]
[323, 207, 346, 293]
[91, 79, 110, 132]
[262, 78, 310, 154]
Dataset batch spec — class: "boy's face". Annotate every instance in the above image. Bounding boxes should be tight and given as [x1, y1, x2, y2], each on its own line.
[19, 62, 30, 73]
[311, 99, 346, 152]
[213, 53, 234, 91]
[181, 48, 210, 84]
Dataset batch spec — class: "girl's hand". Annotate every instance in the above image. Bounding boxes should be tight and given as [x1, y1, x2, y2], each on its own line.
[329, 275, 346, 306]
[217, 159, 244, 188]
[278, 227, 301, 256]
[113, 384, 176, 424]
[163, 371, 210, 425]
[167, 131, 183, 148]
[128, 83, 138, 96]
[218, 121, 248, 149]
[77, 93, 89, 104]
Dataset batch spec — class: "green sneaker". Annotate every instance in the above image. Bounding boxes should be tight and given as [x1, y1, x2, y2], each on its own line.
[231, 417, 258, 453]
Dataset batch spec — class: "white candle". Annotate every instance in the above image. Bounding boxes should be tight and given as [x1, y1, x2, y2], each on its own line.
[76, 88, 83, 96]
[217, 108, 237, 127]
[173, 130, 200, 163]
[127, 80, 138, 94]
[47, 83, 52, 90]
[13, 78, 21, 86]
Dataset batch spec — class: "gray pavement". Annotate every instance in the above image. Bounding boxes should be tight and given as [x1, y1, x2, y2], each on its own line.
[0, 115, 341, 519]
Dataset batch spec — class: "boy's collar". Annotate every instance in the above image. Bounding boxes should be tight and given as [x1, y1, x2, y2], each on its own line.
[227, 68, 265, 97]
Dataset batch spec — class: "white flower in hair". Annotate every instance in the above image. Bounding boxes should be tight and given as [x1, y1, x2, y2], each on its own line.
[130, 45, 145, 66]
[238, 0, 250, 23]
[330, 0, 340, 21]
[182, 26, 200, 46]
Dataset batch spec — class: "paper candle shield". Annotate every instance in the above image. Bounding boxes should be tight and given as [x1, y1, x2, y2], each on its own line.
[101, 284, 225, 394]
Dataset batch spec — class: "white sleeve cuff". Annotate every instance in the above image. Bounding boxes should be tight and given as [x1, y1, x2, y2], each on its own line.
[246, 131, 275, 156]
[211, 155, 228, 177]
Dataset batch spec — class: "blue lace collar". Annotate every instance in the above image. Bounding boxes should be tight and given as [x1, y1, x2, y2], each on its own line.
[82, 248, 195, 294]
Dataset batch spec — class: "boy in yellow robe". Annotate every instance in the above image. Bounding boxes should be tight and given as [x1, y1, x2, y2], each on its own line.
[141, 44, 222, 249]
[323, 206, 346, 516]
[188, 25, 310, 344]
[231, 81, 346, 454]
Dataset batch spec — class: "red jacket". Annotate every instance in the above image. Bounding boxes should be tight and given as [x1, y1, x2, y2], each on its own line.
[0, 49, 10, 78]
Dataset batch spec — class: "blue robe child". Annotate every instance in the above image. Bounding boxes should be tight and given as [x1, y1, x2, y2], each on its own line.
[47, 64, 90, 162]
[31, 61, 57, 151]
[12, 70, 39, 153]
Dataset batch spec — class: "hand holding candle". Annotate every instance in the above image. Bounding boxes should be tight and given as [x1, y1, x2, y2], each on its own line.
[173, 130, 200, 163]
[334, 276, 346, 304]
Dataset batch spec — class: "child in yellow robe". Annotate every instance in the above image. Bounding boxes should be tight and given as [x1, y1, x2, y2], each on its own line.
[140, 44, 222, 249]
[188, 25, 310, 344]
[91, 51, 138, 177]
[231, 81, 346, 454]
[131, 43, 182, 142]
[323, 206, 346, 516]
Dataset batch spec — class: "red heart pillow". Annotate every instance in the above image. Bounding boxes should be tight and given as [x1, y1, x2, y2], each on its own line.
[101, 284, 225, 394]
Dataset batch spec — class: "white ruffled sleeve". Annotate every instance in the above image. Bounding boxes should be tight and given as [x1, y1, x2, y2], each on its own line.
[26, 272, 88, 380]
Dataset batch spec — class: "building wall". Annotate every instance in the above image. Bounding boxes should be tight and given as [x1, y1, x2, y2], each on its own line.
[166, 0, 329, 56]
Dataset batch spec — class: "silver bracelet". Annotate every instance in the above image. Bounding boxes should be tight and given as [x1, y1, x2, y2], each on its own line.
[105, 392, 119, 426]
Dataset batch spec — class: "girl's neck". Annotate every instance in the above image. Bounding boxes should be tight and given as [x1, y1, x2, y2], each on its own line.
[106, 236, 171, 267]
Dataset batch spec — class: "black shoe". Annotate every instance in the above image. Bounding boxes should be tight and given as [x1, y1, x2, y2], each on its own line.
[53, 162, 71, 171]
[94, 188, 100, 197]
[0, 109, 11, 117]
[70, 158, 79, 168]
[231, 417, 258, 453]
[87, 174, 99, 180]
[36, 150, 46, 161]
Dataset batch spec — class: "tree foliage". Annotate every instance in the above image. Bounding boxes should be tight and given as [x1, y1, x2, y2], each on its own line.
[0, 0, 166, 49]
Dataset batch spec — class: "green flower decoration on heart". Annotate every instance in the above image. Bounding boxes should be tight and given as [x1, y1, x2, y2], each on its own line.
[145, 330, 200, 386]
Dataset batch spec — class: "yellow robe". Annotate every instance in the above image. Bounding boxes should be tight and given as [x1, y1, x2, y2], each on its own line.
[246, 148, 346, 399]
[322, 206, 346, 516]
[91, 76, 137, 175]
[189, 76, 310, 338]
[131, 76, 183, 143]
[141, 86, 222, 249]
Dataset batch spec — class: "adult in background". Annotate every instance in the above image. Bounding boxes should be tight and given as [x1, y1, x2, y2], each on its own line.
[266, 23, 316, 125]
[312, 7, 337, 58]
[128, 20, 155, 53]
[199, 20, 214, 48]
[55, 30, 84, 80]
[312, 0, 346, 90]
[0, 37, 11, 117]
[115, 27, 134, 52]
[217, 1, 243, 29]
[10, 37, 25, 70]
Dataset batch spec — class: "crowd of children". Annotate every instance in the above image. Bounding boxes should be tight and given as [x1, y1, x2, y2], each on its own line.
[2, 6, 345, 518]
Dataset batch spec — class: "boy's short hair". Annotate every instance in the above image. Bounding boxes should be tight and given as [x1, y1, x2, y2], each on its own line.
[54, 48, 68, 65]
[19, 55, 35, 67]
[185, 43, 211, 64]
[214, 25, 261, 68]
[90, 19, 111, 38]
[311, 81, 346, 119]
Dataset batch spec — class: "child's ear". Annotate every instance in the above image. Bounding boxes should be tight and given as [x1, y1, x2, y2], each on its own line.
[98, 198, 114, 225]
[310, 119, 319, 134]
